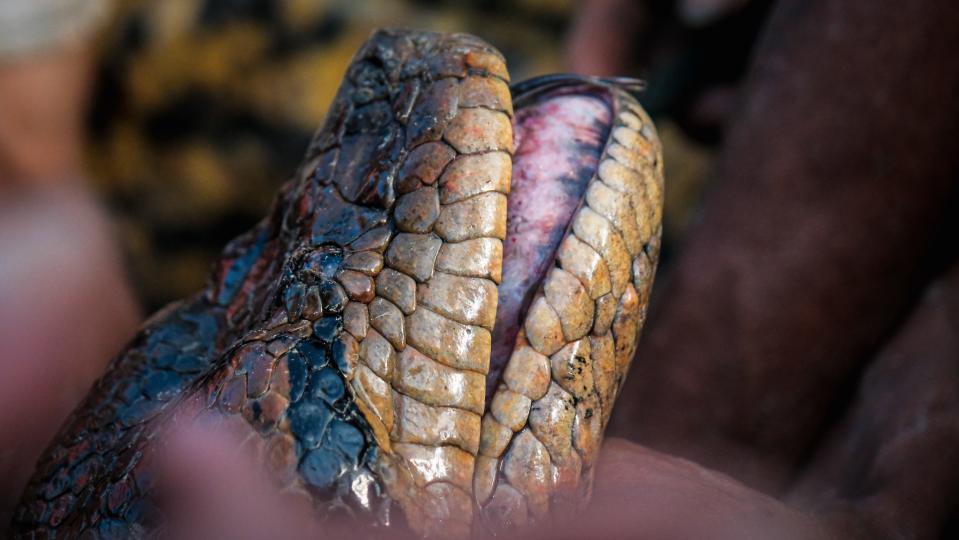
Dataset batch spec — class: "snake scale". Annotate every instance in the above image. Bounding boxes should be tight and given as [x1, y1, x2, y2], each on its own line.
[12, 29, 663, 538]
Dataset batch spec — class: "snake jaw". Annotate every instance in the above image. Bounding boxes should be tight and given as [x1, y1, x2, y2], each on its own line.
[11, 29, 662, 540]
[473, 80, 662, 532]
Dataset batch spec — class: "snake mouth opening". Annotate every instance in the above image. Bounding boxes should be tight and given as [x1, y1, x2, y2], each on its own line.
[488, 83, 613, 397]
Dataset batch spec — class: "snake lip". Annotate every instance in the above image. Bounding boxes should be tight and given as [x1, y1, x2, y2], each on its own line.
[487, 79, 617, 397]
[476, 70, 662, 530]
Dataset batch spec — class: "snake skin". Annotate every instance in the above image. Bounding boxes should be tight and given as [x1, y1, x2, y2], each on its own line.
[12, 29, 663, 539]
[476, 82, 663, 531]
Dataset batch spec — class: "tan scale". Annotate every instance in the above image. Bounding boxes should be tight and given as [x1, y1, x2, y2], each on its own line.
[348, 45, 514, 539]
[475, 86, 663, 530]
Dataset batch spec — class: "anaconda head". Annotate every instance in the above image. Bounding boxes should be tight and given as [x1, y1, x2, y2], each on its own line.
[12, 28, 662, 540]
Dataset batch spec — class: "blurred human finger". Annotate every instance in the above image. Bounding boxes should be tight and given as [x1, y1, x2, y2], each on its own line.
[0, 186, 140, 525]
[155, 411, 414, 540]
[518, 438, 827, 540]
[156, 417, 319, 540]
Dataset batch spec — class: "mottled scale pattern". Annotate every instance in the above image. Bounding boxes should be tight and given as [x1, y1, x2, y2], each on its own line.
[475, 86, 663, 531]
[12, 29, 664, 540]
[11, 29, 512, 539]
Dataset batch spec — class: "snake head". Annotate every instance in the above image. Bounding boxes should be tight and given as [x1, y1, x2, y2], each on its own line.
[12, 28, 662, 540]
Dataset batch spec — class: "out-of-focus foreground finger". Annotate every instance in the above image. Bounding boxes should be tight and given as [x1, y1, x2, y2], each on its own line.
[0, 186, 140, 525]
[155, 413, 412, 540]
[519, 438, 828, 540]
[789, 262, 959, 539]
[156, 418, 318, 540]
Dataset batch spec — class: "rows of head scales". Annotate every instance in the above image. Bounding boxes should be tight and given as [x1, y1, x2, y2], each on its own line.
[10, 29, 663, 539]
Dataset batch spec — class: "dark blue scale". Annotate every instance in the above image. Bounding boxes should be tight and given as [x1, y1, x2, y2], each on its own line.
[327, 421, 365, 468]
[95, 518, 128, 539]
[318, 280, 348, 313]
[290, 403, 333, 450]
[299, 447, 343, 489]
[114, 380, 144, 406]
[287, 350, 309, 402]
[312, 315, 342, 344]
[304, 248, 343, 278]
[284, 281, 307, 319]
[283, 332, 380, 497]
[216, 228, 268, 306]
[298, 338, 329, 366]
[308, 368, 345, 403]
[141, 371, 182, 401]
[42, 466, 71, 501]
